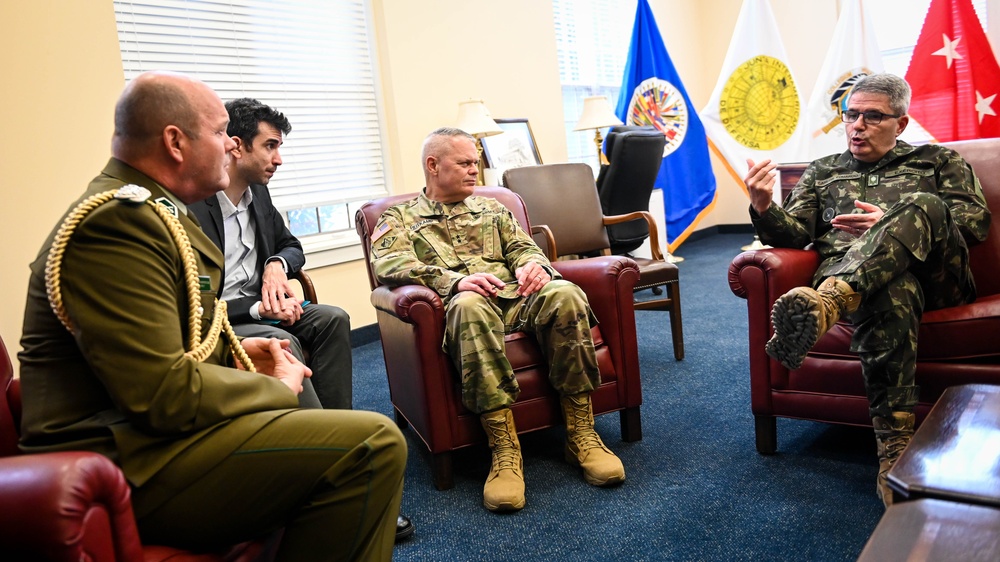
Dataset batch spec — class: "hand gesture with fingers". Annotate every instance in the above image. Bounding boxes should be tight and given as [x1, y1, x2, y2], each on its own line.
[745, 158, 778, 215]
[831, 200, 884, 237]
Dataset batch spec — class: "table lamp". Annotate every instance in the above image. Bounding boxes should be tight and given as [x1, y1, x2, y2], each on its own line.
[574, 95, 623, 165]
[455, 99, 503, 185]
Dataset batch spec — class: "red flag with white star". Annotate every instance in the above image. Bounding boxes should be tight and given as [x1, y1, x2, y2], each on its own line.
[904, 0, 1000, 141]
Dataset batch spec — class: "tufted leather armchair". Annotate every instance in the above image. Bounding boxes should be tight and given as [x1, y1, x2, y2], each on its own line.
[729, 138, 1000, 454]
[0, 334, 277, 561]
[355, 186, 644, 490]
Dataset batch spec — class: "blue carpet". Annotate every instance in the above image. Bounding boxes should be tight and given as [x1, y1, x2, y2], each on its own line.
[351, 233, 883, 561]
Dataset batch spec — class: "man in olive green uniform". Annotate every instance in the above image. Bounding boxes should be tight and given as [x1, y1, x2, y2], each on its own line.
[744, 73, 991, 507]
[370, 127, 625, 512]
[18, 71, 406, 560]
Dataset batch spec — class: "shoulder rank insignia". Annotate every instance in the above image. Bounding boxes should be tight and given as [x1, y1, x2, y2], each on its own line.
[154, 196, 178, 218]
[377, 235, 396, 251]
[114, 184, 151, 204]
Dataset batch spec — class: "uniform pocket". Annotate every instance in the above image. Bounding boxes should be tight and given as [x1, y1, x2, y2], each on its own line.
[482, 217, 502, 259]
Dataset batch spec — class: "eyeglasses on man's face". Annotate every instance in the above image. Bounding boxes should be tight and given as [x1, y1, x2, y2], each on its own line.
[841, 109, 902, 125]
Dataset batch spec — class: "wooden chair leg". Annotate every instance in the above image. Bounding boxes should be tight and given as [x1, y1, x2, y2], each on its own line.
[667, 282, 684, 360]
[754, 415, 777, 454]
[619, 406, 642, 442]
[393, 407, 408, 429]
[432, 451, 454, 490]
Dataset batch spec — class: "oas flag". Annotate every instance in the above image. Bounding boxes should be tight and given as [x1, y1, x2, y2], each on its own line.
[804, 0, 884, 160]
[615, 0, 716, 252]
[699, 0, 805, 190]
[905, 0, 1000, 141]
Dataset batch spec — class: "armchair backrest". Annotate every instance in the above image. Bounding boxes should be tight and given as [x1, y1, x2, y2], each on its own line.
[354, 186, 535, 290]
[0, 335, 20, 457]
[503, 163, 611, 257]
[595, 126, 666, 255]
[943, 138, 1000, 297]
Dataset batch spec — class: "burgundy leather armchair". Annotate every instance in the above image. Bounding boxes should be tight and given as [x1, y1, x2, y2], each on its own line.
[729, 138, 1000, 454]
[355, 186, 644, 490]
[0, 335, 275, 561]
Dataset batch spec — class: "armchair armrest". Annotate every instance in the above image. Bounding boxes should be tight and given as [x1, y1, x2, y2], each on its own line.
[603, 211, 664, 260]
[0, 452, 144, 562]
[370, 284, 454, 450]
[554, 256, 641, 401]
[553, 255, 640, 306]
[728, 248, 820, 301]
[729, 248, 820, 420]
[291, 269, 317, 304]
[370, 284, 445, 325]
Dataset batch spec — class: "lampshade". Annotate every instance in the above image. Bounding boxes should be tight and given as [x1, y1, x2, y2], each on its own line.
[573, 96, 623, 131]
[455, 99, 503, 138]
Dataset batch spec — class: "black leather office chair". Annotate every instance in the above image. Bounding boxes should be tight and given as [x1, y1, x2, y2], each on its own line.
[596, 126, 666, 255]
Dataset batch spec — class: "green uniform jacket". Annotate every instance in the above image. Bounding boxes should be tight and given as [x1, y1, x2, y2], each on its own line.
[369, 191, 557, 301]
[18, 158, 299, 493]
[751, 141, 991, 283]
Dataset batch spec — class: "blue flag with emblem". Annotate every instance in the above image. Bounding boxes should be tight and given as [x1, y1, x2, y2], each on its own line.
[614, 0, 716, 252]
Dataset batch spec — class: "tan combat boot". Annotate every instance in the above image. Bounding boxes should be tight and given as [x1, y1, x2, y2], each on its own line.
[766, 276, 861, 370]
[480, 408, 526, 512]
[873, 411, 915, 508]
[561, 393, 625, 486]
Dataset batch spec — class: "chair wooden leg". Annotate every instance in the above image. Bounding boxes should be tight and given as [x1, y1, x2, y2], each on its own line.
[393, 407, 408, 429]
[754, 415, 777, 454]
[667, 282, 684, 360]
[619, 406, 642, 442]
[432, 452, 454, 490]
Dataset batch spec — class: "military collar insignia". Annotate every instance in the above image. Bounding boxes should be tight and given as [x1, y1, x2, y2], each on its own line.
[154, 197, 178, 218]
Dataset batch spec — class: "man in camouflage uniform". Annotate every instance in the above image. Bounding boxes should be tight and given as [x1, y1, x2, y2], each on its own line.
[744, 73, 991, 507]
[370, 127, 625, 512]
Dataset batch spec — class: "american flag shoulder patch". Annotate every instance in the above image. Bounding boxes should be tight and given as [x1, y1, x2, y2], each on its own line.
[371, 221, 391, 242]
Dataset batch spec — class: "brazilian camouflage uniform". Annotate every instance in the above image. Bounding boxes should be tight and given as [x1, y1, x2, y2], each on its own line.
[370, 191, 600, 413]
[751, 141, 991, 418]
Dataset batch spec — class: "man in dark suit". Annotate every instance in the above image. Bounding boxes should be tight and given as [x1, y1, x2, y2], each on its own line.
[18, 71, 406, 559]
[189, 98, 352, 410]
[190, 98, 415, 539]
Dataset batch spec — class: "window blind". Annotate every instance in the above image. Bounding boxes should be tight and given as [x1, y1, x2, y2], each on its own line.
[114, 0, 389, 257]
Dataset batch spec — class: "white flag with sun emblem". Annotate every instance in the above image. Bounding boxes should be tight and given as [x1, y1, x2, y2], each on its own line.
[699, 0, 806, 189]
[804, 0, 884, 160]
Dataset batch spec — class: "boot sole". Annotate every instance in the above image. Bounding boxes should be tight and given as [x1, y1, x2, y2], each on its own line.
[565, 449, 626, 487]
[584, 473, 625, 487]
[766, 291, 821, 370]
[483, 497, 526, 512]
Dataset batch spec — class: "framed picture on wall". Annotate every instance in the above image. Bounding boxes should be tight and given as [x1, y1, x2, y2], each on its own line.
[481, 119, 542, 182]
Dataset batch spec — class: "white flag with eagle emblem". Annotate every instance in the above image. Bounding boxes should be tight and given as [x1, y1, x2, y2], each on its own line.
[699, 0, 806, 190]
[804, 0, 884, 160]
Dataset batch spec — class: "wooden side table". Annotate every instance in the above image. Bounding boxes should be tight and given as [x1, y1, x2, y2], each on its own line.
[858, 498, 1000, 561]
[887, 384, 1000, 507]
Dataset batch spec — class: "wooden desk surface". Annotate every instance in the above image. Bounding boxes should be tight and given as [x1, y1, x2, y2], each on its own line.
[858, 498, 1000, 562]
[888, 384, 1000, 507]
